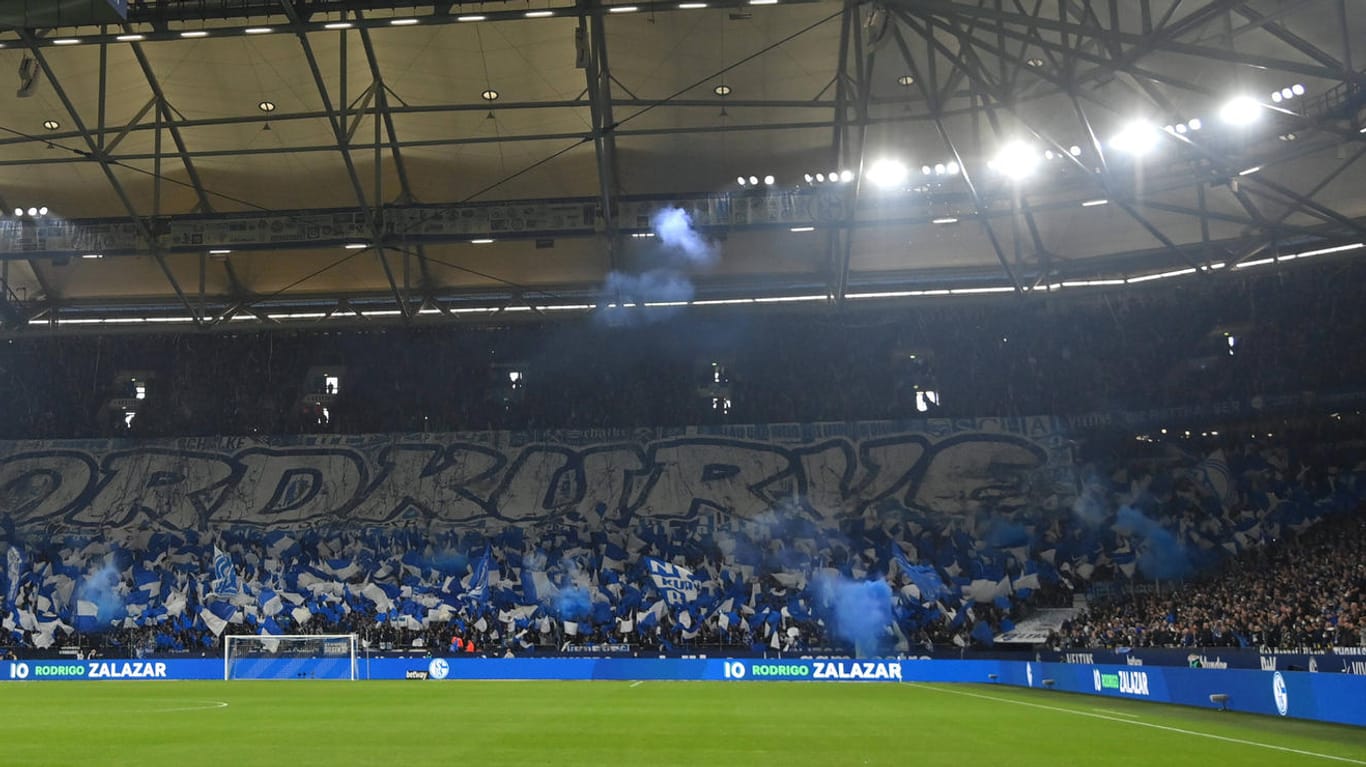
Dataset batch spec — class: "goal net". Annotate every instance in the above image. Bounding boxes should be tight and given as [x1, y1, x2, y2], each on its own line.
[224, 634, 359, 680]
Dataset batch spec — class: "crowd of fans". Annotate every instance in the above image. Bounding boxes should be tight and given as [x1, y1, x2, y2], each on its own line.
[2, 259, 1366, 439]
[1061, 510, 1365, 651]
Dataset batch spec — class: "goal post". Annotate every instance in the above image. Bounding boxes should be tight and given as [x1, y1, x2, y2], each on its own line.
[223, 634, 359, 680]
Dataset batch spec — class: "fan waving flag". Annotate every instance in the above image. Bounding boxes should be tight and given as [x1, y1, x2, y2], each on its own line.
[212, 546, 239, 595]
[464, 545, 492, 605]
[645, 558, 698, 605]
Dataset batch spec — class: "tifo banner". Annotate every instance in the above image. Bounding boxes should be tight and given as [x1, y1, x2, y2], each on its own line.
[2, 657, 1363, 727]
[0, 418, 1071, 531]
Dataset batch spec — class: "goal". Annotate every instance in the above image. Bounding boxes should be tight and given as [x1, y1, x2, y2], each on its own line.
[223, 634, 359, 680]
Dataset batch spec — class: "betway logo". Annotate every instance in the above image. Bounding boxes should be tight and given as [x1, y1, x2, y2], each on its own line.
[1093, 669, 1150, 696]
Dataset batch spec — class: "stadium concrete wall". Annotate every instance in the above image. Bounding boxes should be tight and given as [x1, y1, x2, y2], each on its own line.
[2, 658, 1361, 727]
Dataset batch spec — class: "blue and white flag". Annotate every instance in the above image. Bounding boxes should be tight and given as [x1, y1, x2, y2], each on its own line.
[645, 558, 698, 605]
[464, 545, 491, 604]
[6, 546, 25, 605]
[891, 545, 950, 601]
[212, 546, 239, 595]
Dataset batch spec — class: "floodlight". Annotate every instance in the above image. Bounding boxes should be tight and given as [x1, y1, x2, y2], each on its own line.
[991, 141, 1040, 180]
[1109, 120, 1161, 156]
[762, 175, 774, 185]
[1219, 96, 1262, 126]
[865, 158, 909, 189]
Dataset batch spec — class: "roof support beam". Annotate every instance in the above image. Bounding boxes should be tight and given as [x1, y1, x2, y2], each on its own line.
[579, 0, 624, 273]
[18, 30, 201, 325]
[126, 34, 214, 213]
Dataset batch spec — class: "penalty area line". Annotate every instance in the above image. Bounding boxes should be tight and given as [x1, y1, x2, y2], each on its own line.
[906, 684, 1366, 765]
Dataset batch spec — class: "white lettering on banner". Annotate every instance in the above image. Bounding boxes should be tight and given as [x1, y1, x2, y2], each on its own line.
[1125, 656, 1144, 667]
[0, 427, 1063, 530]
[1117, 670, 1149, 696]
[811, 661, 903, 681]
[1260, 656, 1277, 671]
[1065, 653, 1094, 664]
[10, 662, 29, 679]
[88, 661, 168, 679]
[723, 661, 746, 679]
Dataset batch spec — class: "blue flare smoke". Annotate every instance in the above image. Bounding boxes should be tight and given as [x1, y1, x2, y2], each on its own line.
[814, 574, 892, 657]
[650, 207, 716, 266]
[1114, 505, 1192, 580]
[76, 557, 128, 628]
[554, 585, 593, 621]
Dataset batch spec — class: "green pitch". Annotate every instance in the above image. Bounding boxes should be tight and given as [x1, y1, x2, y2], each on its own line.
[1, 680, 1362, 767]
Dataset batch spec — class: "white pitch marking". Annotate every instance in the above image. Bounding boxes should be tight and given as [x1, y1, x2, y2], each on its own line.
[629, 681, 644, 688]
[152, 700, 230, 713]
[1091, 707, 1141, 718]
[908, 684, 1366, 765]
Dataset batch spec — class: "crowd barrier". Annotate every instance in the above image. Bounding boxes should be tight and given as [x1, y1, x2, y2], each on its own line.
[2, 658, 1362, 727]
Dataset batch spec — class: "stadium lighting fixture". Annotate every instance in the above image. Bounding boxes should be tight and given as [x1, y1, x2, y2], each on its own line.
[390, 18, 420, 25]
[839, 170, 854, 183]
[1238, 166, 1262, 176]
[749, 0, 779, 5]
[116, 34, 145, 41]
[789, 226, 814, 232]
[51, 38, 81, 45]
[713, 84, 732, 96]
[945, 162, 959, 175]
[608, 5, 639, 12]
[456, 15, 486, 21]
[748, 175, 758, 186]
[1109, 120, 1161, 157]
[39, 206, 48, 215]
[1069, 145, 1082, 156]
[470, 239, 495, 244]
[26, 207, 37, 216]
[934, 163, 946, 175]
[1082, 199, 1108, 207]
[931, 217, 959, 224]
[1291, 83, 1305, 96]
[991, 140, 1040, 180]
[865, 158, 909, 189]
[803, 174, 813, 184]
[12, 208, 21, 216]
[258, 100, 276, 112]
[42, 119, 59, 130]
[897, 74, 915, 86]
[525, 10, 554, 17]
[814, 173, 825, 182]
[323, 21, 352, 29]
[921, 165, 932, 175]
[180, 30, 209, 37]
[737, 176, 748, 186]
[1219, 96, 1262, 126]
[343, 243, 368, 249]
[245, 27, 273, 34]
[1187, 118, 1202, 131]
[481, 89, 500, 101]
[679, 2, 709, 8]
[762, 175, 775, 185]
[81, 253, 103, 259]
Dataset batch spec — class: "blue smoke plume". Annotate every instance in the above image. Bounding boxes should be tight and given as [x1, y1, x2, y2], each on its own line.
[1114, 505, 1192, 580]
[813, 574, 892, 657]
[554, 585, 593, 621]
[76, 557, 128, 629]
[596, 206, 718, 326]
[985, 520, 1031, 548]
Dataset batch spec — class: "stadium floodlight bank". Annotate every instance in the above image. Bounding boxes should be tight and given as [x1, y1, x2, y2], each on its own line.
[223, 635, 359, 680]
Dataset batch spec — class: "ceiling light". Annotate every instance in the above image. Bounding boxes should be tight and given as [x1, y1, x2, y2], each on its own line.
[81, 253, 103, 259]
[992, 140, 1040, 179]
[390, 18, 420, 25]
[180, 30, 209, 37]
[1175, 123, 1188, 134]
[1044, 149, 1056, 160]
[789, 226, 814, 232]
[1219, 95, 1262, 126]
[344, 243, 368, 249]
[51, 38, 81, 45]
[897, 74, 914, 86]
[39, 206, 47, 215]
[814, 173, 825, 182]
[526, 10, 554, 17]
[748, 175, 758, 185]
[457, 15, 487, 21]
[1279, 87, 1294, 101]
[804, 173, 813, 184]
[258, 100, 276, 112]
[713, 84, 732, 96]
[1279, 133, 1297, 142]
[839, 169, 855, 183]
[737, 176, 748, 186]
[1238, 166, 1261, 176]
[1025, 57, 1045, 68]
[749, 0, 779, 4]
[481, 89, 500, 101]
[42, 119, 60, 131]
[1082, 199, 1108, 207]
[209, 249, 232, 255]
[323, 22, 352, 29]
[1187, 118, 1202, 131]
[608, 5, 638, 12]
[12, 208, 20, 216]
[1291, 83, 1305, 96]
[1271, 91, 1283, 103]
[245, 27, 273, 34]
[866, 158, 908, 189]
[933, 163, 946, 175]
[679, 2, 708, 7]
[1109, 120, 1161, 156]
[115, 34, 145, 41]
[944, 162, 959, 176]
[763, 175, 775, 185]
[471, 238, 495, 244]
[26, 207, 38, 216]
[932, 217, 958, 224]
[1069, 145, 1082, 156]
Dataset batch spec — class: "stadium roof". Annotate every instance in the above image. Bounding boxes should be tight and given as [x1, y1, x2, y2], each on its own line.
[0, 0, 1363, 333]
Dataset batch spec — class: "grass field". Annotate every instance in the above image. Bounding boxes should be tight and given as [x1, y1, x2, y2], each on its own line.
[1, 680, 1362, 767]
